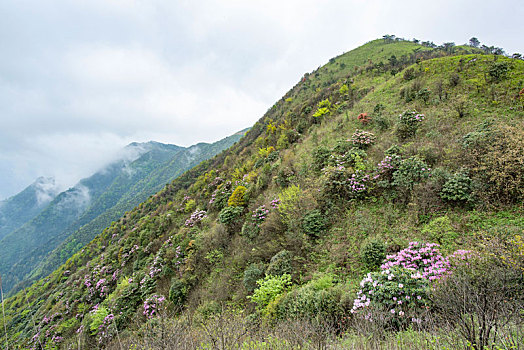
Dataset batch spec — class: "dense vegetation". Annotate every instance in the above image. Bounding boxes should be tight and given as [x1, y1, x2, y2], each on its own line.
[1, 37, 523, 350]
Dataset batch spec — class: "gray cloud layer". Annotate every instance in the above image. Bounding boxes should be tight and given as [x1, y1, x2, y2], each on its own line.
[0, 0, 522, 199]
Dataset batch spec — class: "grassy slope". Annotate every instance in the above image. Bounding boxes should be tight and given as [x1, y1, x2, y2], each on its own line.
[1, 39, 522, 349]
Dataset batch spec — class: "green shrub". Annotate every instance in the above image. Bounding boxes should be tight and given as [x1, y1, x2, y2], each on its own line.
[385, 144, 402, 156]
[266, 250, 293, 277]
[312, 99, 331, 120]
[403, 67, 415, 81]
[488, 61, 510, 82]
[396, 110, 425, 140]
[185, 199, 196, 213]
[89, 306, 109, 335]
[249, 274, 292, 311]
[393, 157, 431, 193]
[312, 146, 331, 172]
[275, 275, 343, 321]
[243, 263, 266, 293]
[228, 186, 247, 207]
[361, 239, 387, 270]
[417, 88, 431, 104]
[374, 114, 391, 131]
[278, 185, 301, 226]
[302, 210, 326, 237]
[218, 206, 243, 225]
[440, 172, 474, 204]
[169, 279, 187, 307]
[421, 216, 458, 248]
[241, 221, 260, 240]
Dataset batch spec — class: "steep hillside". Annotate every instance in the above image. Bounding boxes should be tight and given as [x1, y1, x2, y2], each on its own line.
[0, 177, 60, 241]
[1, 39, 522, 349]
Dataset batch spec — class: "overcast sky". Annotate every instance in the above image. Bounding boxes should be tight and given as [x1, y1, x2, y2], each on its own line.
[0, 0, 522, 199]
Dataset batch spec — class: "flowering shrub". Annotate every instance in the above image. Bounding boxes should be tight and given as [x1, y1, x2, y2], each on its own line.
[396, 110, 425, 139]
[270, 198, 281, 209]
[209, 180, 232, 210]
[357, 112, 372, 125]
[185, 209, 207, 227]
[352, 241, 471, 328]
[252, 205, 270, 226]
[381, 242, 450, 280]
[399, 110, 425, 125]
[143, 294, 166, 319]
[350, 129, 376, 148]
[348, 171, 372, 198]
[351, 267, 430, 326]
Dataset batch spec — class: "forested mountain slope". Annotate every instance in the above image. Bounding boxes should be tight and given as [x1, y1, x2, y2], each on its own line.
[1, 38, 522, 350]
[0, 177, 60, 241]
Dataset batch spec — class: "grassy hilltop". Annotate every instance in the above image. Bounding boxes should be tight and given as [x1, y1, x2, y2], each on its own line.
[1, 38, 523, 349]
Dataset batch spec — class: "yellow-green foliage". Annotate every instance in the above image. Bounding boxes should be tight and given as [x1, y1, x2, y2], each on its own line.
[339, 84, 349, 95]
[421, 216, 458, 250]
[258, 146, 275, 158]
[313, 98, 332, 118]
[228, 186, 247, 207]
[278, 185, 301, 225]
[185, 199, 196, 213]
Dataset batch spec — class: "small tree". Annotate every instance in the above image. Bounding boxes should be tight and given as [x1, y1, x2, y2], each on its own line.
[469, 37, 480, 48]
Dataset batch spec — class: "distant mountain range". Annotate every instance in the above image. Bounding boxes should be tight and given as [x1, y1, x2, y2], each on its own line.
[0, 176, 60, 241]
[0, 130, 246, 293]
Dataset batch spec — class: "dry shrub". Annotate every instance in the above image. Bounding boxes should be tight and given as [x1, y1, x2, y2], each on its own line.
[466, 123, 524, 204]
[430, 252, 524, 350]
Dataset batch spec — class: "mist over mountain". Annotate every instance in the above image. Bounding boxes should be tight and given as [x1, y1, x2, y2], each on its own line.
[0, 177, 60, 241]
[0, 131, 245, 293]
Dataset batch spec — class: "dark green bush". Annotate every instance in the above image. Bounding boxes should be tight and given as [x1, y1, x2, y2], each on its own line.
[385, 144, 402, 156]
[488, 61, 510, 82]
[392, 157, 431, 193]
[440, 171, 474, 203]
[302, 210, 326, 238]
[169, 279, 187, 307]
[266, 250, 293, 277]
[241, 221, 260, 240]
[243, 263, 265, 293]
[403, 67, 415, 81]
[361, 239, 387, 270]
[218, 206, 243, 225]
[396, 111, 425, 140]
[312, 146, 331, 172]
